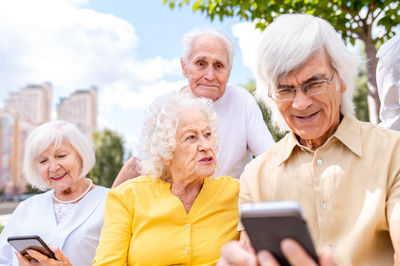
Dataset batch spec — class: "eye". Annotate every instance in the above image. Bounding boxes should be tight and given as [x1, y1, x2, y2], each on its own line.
[38, 158, 47, 164]
[276, 87, 293, 96]
[215, 63, 224, 69]
[196, 60, 206, 67]
[57, 154, 67, 158]
[185, 134, 196, 141]
[205, 132, 212, 138]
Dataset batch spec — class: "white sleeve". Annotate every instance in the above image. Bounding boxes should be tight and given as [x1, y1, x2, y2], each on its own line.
[0, 203, 24, 265]
[377, 36, 400, 130]
[245, 94, 275, 156]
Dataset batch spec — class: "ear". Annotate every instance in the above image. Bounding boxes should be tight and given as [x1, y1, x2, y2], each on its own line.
[181, 58, 188, 78]
[338, 78, 346, 94]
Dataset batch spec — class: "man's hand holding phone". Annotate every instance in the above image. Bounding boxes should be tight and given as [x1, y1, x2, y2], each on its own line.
[217, 201, 337, 266]
[217, 236, 336, 266]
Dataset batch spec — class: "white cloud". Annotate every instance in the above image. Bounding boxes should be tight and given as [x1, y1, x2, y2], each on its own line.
[232, 22, 262, 72]
[0, 0, 187, 149]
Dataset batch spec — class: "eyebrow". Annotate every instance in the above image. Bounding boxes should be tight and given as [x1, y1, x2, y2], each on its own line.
[278, 73, 329, 88]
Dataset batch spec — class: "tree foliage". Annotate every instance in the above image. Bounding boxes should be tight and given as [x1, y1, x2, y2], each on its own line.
[164, 0, 400, 124]
[89, 129, 124, 188]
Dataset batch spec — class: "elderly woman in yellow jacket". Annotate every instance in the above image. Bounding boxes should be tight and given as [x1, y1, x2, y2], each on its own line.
[94, 91, 239, 265]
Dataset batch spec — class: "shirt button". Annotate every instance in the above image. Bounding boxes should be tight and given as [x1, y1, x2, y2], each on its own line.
[184, 246, 189, 253]
[317, 159, 323, 165]
[184, 224, 191, 229]
[321, 202, 327, 209]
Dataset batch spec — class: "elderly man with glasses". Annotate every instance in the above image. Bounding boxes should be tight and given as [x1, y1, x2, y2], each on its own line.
[218, 13, 400, 266]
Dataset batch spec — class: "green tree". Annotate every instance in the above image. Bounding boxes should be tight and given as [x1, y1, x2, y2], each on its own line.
[164, 0, 400, 124]
[89, 129, 124, 188]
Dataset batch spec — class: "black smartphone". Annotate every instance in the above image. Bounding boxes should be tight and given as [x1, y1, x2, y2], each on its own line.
[241, 201, 318, 266]
[7, 235, 56, 262]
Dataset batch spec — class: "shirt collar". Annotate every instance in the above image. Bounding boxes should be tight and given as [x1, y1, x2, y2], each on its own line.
[276, 115, 363, 165]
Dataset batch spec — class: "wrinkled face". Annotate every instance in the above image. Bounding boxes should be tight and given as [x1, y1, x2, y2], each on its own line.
[181, 35, 231, 101]
[36, 141, 83, 194]
[275, 50, 345, 146]
[167, 109, 216, 181]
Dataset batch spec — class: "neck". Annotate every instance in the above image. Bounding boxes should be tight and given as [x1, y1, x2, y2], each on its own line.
[298, 113, 342, 151]
[53, 178, 94, 204]
[169, 177, 204, 213]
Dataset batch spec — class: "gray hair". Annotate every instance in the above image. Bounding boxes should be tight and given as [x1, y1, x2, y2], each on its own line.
[182, 28, 235, 68]
[255, 13, 360, 132]
[23, 120, 95, 191]
[139, 91, 218, 179]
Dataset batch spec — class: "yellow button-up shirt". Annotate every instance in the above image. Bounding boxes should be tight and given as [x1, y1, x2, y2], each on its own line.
[94, 175, 239, 266]
[239, 115, 400, 265]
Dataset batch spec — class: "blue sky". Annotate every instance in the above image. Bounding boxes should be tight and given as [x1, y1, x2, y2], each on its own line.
[0, 0, 261, 155]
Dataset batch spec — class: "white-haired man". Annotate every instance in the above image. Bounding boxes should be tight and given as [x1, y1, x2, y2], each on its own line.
[112, 29, 274, 187]
[218, 14, 400, 265]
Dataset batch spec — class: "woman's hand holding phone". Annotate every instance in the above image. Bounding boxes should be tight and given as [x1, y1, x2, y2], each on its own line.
[16, 247, 72, 266]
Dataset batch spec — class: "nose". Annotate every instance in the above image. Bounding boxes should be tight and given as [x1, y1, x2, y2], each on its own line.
[198, 135, 213, 151]
[291, 88, 312, 110]
[204, 66, 216, 81]
[49, 160, 60, 173]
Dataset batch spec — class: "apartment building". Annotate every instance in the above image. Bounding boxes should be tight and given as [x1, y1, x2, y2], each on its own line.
[57, 87, 98, 138]
[4, 82, 52, 126]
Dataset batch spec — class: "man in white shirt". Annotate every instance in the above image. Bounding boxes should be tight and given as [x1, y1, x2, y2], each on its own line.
[377, 33, 400, 130]
[112, 29, 274, 187]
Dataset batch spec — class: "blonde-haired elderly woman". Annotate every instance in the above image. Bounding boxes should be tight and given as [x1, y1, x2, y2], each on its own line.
[94, 91, 240, 265]
[0, 120, 109, 266]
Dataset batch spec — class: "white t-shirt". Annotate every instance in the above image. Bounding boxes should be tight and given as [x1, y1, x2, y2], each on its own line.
[213, 84, 274, 178]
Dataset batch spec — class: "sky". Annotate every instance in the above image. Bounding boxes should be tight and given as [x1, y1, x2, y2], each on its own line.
[0, 0, 263, 156]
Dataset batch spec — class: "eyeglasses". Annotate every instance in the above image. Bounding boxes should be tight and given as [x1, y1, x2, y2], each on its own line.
[269, 72, 336, 102]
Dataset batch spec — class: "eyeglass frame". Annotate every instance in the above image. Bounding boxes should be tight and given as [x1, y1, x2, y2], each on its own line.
[268, 71, 336, 102]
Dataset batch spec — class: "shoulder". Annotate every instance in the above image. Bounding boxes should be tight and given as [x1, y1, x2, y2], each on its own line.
[111, 175, 162, 195]
[207, 176, 239, 191]
[226, 84, 255, 100]
[17, 191, 52, 207]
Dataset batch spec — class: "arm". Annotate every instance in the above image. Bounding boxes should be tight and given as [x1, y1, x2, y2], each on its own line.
[93, 188, 134, 265]
[245, 94, 275, 156]
[376, 36, 400, 130]
[390, 221, 400, 266]
[112, 157, 140, 188]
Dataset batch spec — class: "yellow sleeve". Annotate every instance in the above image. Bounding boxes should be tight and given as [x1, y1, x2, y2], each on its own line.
[93, 186, 134, 265]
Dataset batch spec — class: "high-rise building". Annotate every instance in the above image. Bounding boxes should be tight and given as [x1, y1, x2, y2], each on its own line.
[0, 110, 33, 194]
[4, 82, 52, 126]
[57, 87, 98, 138]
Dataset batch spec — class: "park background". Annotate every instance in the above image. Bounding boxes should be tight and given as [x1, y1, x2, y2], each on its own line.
[0, 0, 398, 229]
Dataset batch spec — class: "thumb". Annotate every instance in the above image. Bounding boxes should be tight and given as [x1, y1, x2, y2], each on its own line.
[51, 247, 70, 263]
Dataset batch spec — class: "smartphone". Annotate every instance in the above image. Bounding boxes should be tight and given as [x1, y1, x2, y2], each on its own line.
[7, 235, 56, 262]
[241, 201, 318, 266]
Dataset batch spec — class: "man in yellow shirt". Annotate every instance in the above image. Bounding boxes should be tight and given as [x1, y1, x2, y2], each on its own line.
[218, 14, 400, 266]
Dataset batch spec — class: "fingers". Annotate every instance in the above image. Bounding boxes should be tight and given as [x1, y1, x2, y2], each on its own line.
[15, 251, 33, 265]
[318, 247, 337, 266]
[52, 247, 72, 265]
[256, 250, 280, 266]
[280, 239, 318, 266]
[218, 241, 257, 266]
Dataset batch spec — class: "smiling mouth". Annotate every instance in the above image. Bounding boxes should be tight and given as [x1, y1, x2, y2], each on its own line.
[52, 173, 66, 181]
[295, 110, 319, 120]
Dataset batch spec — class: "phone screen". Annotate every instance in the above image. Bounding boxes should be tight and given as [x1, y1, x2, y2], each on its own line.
[7, 235, 56, 262]
[241, 201, 318, 266]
